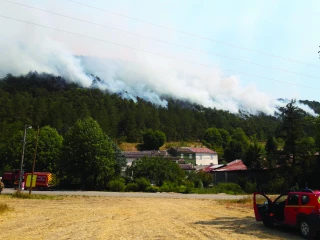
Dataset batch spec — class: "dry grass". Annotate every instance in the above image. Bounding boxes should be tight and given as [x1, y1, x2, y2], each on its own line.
[12, 190, 63, 200]
[118, 141, 204, 151]
[118, 142, 138, 151]
[0, 195, 303, 240]
[0, 202, 9, 214]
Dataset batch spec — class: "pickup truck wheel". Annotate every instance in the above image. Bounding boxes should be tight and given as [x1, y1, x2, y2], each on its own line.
[300, 220, 310, 238]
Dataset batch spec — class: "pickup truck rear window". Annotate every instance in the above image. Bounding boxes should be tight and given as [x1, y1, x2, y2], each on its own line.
[287, 194, 299, 205]
[301, 195, 309, 205]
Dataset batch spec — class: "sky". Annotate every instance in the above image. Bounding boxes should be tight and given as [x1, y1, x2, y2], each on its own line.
[1, 0, 320, 114]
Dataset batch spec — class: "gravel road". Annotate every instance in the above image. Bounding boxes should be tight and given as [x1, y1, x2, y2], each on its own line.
[2, 188, 248, 199]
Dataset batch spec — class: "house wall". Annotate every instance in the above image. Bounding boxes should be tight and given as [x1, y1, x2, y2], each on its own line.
[126, 158, 135, 166]
[195, 153, 218, 166]
[179, 153, 196, 165]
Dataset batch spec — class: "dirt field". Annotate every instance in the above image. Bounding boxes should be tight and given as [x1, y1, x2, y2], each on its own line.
[0, 195, 303, 240]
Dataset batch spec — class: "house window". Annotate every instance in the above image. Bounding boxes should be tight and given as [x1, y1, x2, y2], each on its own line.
[189, 154, 192, 159]
[210, 155, 213, 160]
[200, 154, 202, 160]
[181, 153, 184, 158]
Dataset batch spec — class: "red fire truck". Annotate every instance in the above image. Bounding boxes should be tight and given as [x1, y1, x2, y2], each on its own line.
[24, 172, 57, 190]
[2, 169, 22, 188]
[2, 170, 56, 190]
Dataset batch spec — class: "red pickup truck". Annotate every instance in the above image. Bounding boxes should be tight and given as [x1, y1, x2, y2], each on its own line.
[253, 189, 320, 238]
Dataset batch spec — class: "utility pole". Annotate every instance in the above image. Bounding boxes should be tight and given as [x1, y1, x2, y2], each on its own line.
[29, 126, 40, 195]
[19, 124, 27, 191]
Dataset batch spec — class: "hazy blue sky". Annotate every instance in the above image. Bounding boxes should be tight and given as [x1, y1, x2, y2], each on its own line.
[1, 0, 320, 113]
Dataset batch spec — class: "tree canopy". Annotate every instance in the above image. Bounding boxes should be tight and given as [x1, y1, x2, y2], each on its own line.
[139, 129, 166, 150]
[61, 117, 116, 189]
[129, 156, 185, 186]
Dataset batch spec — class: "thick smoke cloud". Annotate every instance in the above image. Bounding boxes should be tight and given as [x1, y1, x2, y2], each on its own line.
[0, 38, 92, 87]
[0, 39, 316, 115]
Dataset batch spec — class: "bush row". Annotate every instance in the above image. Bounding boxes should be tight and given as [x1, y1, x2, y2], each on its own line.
[107, 178, 246, 195]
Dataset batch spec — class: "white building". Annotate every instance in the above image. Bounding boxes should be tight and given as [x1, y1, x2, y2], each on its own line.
[170, 147, 218, 166]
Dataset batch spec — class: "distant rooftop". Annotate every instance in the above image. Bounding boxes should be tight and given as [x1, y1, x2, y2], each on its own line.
[176, 147, 216, 154]
[123, 150, 168, 159]
[214, 160, 247, 172]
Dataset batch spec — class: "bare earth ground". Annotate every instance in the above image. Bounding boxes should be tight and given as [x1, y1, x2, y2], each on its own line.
[0, 195, 303, 240]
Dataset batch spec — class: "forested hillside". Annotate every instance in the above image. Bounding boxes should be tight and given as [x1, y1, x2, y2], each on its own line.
[1, 72, 319, 190]
[0, 72, 281, 142]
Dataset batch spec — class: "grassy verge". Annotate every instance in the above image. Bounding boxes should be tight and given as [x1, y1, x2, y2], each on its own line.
[192, 183, 246, 195]
[12, 191, 64, 200]
[217, 196, 252, 204]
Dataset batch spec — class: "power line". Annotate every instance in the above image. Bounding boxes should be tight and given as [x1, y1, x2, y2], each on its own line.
[3, 0, 319, 80]
[67, 0, 320, 69]
[1, 14, 319, 91]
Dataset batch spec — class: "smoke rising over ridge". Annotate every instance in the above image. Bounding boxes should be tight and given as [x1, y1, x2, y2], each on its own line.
[0, 38, 315, 115]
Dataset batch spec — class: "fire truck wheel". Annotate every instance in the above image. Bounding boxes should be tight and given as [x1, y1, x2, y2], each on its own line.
[300, 220, 310, 238]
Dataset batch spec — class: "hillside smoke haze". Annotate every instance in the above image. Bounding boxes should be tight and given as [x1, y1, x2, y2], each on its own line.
[0, 39, 316, 115]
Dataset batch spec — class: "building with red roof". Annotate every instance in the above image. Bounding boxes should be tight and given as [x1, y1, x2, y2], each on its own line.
[168, 147, 218, 166]
[203, 159, 269, 185]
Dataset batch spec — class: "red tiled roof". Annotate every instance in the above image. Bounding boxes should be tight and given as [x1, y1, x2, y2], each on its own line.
[202, 165, 212, 173]
[214, 160, 247, 172]
[189, 147, 216, 154]
[202, 164, 225, 173]
[177, 147, 216, 154]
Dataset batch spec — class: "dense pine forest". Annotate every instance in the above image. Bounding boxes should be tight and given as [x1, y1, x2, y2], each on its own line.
[0, 72, 282, 142]
[1, 72, 319, 191]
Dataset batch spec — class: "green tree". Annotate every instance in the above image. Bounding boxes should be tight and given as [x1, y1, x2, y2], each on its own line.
[140, 129, 166, 150]
[264, 137, 278, 170]
[278, 100, 307, 186]
[243, 143, 264, 169]
[1, 124, 36, 171]
[110, 141, 127, 175]
[62, 117, 116, 190]
[203, 127, 222, 149]
[187, 171, 213, 188]
[231, 128, 250, 150]
[219, 128, 231, 148]
[265, 137, 278, 155]
[224, 140, 245, 161]
[129, 156, 185, 186]
[36, 126, 63, 172]
[278, 100, 305, 165]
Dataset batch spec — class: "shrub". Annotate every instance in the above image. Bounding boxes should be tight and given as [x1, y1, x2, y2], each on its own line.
[179, 181, 194, 194]
[159, 181, 178, 192]
[125, 182, 139, 192]
[107, 178, 125, 192]
[237, 177, 257, 193]
[145, 185, 159, 192]
[135, 178, 151, 191]
[244, 181, 257, 194]
[192, 188, 218, 194]
[178, 185, 187, 193]
[268, 177, 288, 194]
[215, 182, 245, 195]
[196, 172, 213, 188]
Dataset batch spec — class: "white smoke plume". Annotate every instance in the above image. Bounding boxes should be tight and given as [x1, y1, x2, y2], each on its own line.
[0, 38, 92, 87]
[0, 38, 315, 116]
[276, 99, 317, 116]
